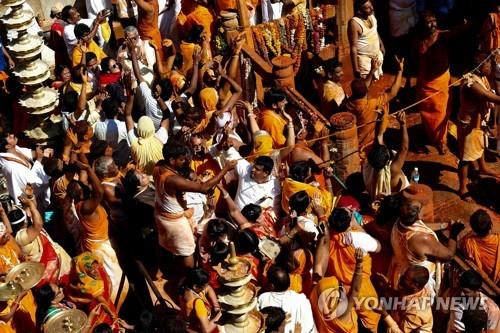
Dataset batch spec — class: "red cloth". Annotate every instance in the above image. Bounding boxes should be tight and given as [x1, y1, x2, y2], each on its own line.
[99, 71, 122, 87]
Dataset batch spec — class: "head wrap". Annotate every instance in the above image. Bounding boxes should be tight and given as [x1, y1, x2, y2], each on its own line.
[199, 87, 219, 112]
[131, 117, 163, 175]
[137, 116, 155, 140]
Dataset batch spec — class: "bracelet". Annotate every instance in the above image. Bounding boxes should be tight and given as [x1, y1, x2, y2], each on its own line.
[223, 192, 229, 199]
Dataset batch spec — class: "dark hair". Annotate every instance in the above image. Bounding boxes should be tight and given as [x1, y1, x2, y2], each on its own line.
[106, 83, 126, 104]
[73, 121, 91, 141]
[0, 137, 9, 153]
[7, 209, 26, 236]
[85, 52, 97, 65]
[261, 306, 286, 333]
[289, 161, 310, 182]
[159, 79, 173, 101]
[186, 24, 204, 43]
[211, 242, 229, 266]
[100, 57, 113, 73]
[206, 219, 228, 239]
[55, 64, 70, 78]
[345, 172, 365, 194]
[461, 309, 488, 333]
[235, 229, 259, 255]
[136, 310, 155, 332]
[267, 265, 290, 292]
[367, 145, 391, 170]
[61, 5, 73, 22]
[88, 139, 110, 165]
[163, 142, 190, 162]
[176, 166, 194, 179]
[405, 265, 429, 290]
[264, 88, 286, 107]
[376, 194, 402, 226]
[289, 191, 310, 215]
[43, 157, 63, 178]
[161, 315, 187, 333]
[324, 58, 342, 74]
[102, 97, 120, 119]
[459, 270, 482, 291]
[93, 323, 113, 333]
[350, 79, 368, 99]
[34, 283, 55, 326]
[67, 180, 91, 201]
[74, 23, 90, 40]
[254, 156, 274, 175]
[470, 209, 492, 237]
[328, 208, 351, 232]
[123, 169, 140, 197]
[62, 91, 79, 112]
[181, 268, 209, 291]
[354, 0, 371, 12]
[241, 204, 262, 223]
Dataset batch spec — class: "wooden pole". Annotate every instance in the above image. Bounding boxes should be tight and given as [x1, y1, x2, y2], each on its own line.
[336, 0, 353, 61]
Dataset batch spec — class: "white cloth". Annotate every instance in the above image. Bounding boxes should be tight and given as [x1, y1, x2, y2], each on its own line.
[85, 0, 112, 19]
[127, 126, 168, 145]
[64, 19, 105, 55]
[261, 0, 283, 23]
[232, 158, 281, 214]
[258, 290, 317, 333]
[94, 119, 130, 148]
[185, 191, 207, 225]
[158, 0, 181, 47]
[62, 110, 101, 132]
[351, 15, 384, 79]
[389, 0, 418, 37]
[0, 147, 44, 205]
[115, 0, 138, 19]
[349, 231, 381, 253]
[208, 146, 241, 170]
[446, 292, 500, 332]
[138, 81, 179, 130]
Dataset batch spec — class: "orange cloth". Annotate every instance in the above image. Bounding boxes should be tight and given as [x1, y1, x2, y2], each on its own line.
[258, 109, 288, 148]
[288, 248, 313, 294]
[72, 40, 107, 67]
[281, 178, 333, 215]
[190, 155, 221, 204]
[200, 87, 219, 112]
[76, 203, 109, 251]
[137, 0, 163, 60]
[215, 0, 259, 14]
[345, 93, 389, 152]
[479, 12, 500, 53]
[0, 238, 37, 332]
[179, 41, 196, 76]
[184, 5, 215, 40]
[326, 231, 380, 331]
[417, 69, 451, 145]
[310, 276, 358, 333]
[460, 233, 500, 284]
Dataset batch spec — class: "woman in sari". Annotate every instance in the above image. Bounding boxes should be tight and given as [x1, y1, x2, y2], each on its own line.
[66, 252, 121, 332]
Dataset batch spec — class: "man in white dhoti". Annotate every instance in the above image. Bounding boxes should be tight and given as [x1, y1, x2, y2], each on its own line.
[348, 0, 385, 79]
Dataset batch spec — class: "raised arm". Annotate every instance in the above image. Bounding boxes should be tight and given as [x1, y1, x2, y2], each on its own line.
[348, 20, 361, 78]
[123, 75, 135, 132]
[163, 39, 177, 76]
[390, 112, 409, 175]
[128, 39, 145, 83]
[313, 221, 330, 282]
[387, 56, 405, 101]
[77, 161, 104, 216]
[417, 222, 465, 261]
[217, 184, 251, 229]
[166, 160, 236, 194]
[222, 33, 245, 96]
[184, 48, 202, 96]
[18, 196, 43, 244]
[149, 40, 166, 78]
[340, 248, 364, 320]
[469, 81, 500, 104]
[74, 68, 89, 120]
[216, 74, 242, 114]
[157, 96, 171, 130]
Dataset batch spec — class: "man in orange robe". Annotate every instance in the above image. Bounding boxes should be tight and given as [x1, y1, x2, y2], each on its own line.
[460, 209, 500, 284]
[183, 0, 215, 42]
[134, 0, 163, 60]
[258, 88, 289, 149]
[326, 208, 381, 332]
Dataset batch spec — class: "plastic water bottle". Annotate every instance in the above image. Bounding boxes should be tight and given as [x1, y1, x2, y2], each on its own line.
[411, 167, 420, 184]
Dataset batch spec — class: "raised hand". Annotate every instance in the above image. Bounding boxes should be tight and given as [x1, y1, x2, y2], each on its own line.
[395, 56, 405, 72]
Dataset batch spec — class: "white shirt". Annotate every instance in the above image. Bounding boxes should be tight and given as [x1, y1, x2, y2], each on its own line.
[233, 158, 281, 213]
[258, 290, 317, 333]
[349, 231, 382, 253]
[0, 147, 44, 205]
[94, 119, 130, 148]
[63, 18, 94, 56]
[447, 292, 499, 332]
[85, 0, 112, 19]
[127, 126, 169, 145]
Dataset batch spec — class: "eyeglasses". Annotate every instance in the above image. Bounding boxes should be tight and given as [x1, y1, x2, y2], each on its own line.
[111, 63, 118, 69]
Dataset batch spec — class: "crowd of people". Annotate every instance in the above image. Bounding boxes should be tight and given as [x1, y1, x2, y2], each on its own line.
[0, 0, 498, 332]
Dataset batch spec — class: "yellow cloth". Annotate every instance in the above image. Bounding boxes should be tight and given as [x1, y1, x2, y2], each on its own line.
[184, 5, 215, 40]
[72, 40, 108, 67]
[199, 87, 218, 112]
[281, 178, 333, 215]
[179, 42, 196, 76]
[70, 252, 105, 301]
[131, 116, 164, 175]
[326, 231, 380, 331]
[170, 71, 186, 92]
[363, 161, 392, 200]
[252, 131, 274, 156]
[392, 288, 433, 333]
[100, 22, 111, 42]
[310, 276, 358, 333]
[258, 109, 287, 148]
[460, 233, 500, 284]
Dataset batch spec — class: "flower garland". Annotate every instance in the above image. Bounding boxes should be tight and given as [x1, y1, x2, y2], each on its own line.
[252, 26, 271, 64]
[271, 23, 281, 56]
[310, 7, 326, 55]
[262, 27, 277, 56]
